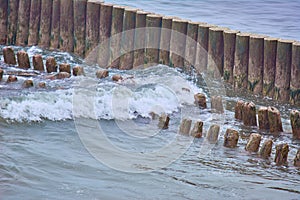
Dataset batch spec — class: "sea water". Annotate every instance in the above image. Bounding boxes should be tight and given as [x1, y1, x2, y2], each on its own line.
[1, 0, 300, 199]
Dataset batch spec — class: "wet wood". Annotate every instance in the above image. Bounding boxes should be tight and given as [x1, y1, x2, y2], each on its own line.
[245, 133, 261, 153]
[16, 0, 31, 46]
[39, 0, 53, 48]
[224, 129, 239, 148]
[50, 0, 59, 49]
[274, 143, 289, 165]
[73, 0, 87, 57]
[7, 0, 19, 45]
[0, 0, 8, 44]
[28, 0, 41, 46]
[206, 124, 220, 143]
[290, 42, 300, 105]
[159, 16, 173, 66]
[17, 50, 30, 69]
[290, 110, 300, 139]
[179, 119, 192, 135]
[59, 0, 74, 52]
[190, 121, 203, 138]
[268, 106, 283, 133]
[3, 46, 17, 65]
[259, 139, 273, 158]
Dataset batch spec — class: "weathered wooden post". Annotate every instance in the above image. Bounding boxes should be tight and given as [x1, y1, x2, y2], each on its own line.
[17, 51, 30, 69]
[194, 93, 207, 108]
[85, 0, 100, 57]
[290, 42, 300, 105]
[28, 0, 41, 46]
[263, 37, 277, 97]
[145, 14, 162, 66]
[233, 33, 250, 89]
[179, 119, 192, 135]
[59, 63, 71, 74]
[133, 10, 149, 68]
[195, 23, 215, 74]
[158, 113, 170, 129]
[0, 0, 8, 44]
[73, 0, 87, 57]
[50, 0, 60, 49]
[39, 0, 52, 48]
[16, 0, 31, 46]
[224, 129, 239, 148]
[184, 22, 199, 72]
[0, 69, 3, 81]
[190, 121, 203, 138]
[274, 39, 294, 101]
[98, 3, 113, 67]
[208, 27, 227, 78]
[268, 106, 283, 133]
[22, 80, 33, 88]
[245, 133, 261, 153]
[33, 54, 44, 71]
[7, 0, 19, 45]
[3, 47, 17, 65]
[60, 0, 74, 52]
[46, 57, 57, 73]
[242, 102, 257, 126]
[206, 124, 220, 143]
[211, 96, 224, 113]
[274, 143, 289, 165]
[259, 139, 273, 158]
[258, 107, 270, 130]
[290, 110, 300, 139]
[109, 5, 124, 69]
[223, 30, 239, 83]
[294, 149, 300, 167]
[7, 75, 17, 83]
[234, 100, 244, 120]
[170, 18, 188, 68]
[119, 7, 137, 70]
[73, 66, 84, 76]
[248, 34, 265, 94]
[159, 16, 173, 66]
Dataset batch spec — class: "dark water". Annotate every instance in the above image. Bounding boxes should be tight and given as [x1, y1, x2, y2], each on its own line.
[107, 0, 300, 41]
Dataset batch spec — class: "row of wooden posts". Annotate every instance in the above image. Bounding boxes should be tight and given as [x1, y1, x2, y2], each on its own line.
[156, 95, 300, 167]
[0, 0, 299, 104]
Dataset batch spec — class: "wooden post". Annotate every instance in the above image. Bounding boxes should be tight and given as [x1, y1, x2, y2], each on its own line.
[206, 124, 220, 143]
[195, 23, 215, 74]
[109, 5, 124, 69]
[274, 39, 294, 101]
[194, 93, 207, 108]
[211, 96, 224, 113]
[3, 47, 17, 65]
[245, 133, 261, 153]
[119, 8, 137, 70]
[59, 0, 74, 52]
[28, 0, 41, 46]
[59, 63, 71, 73]
[263, 37, 277, 97]
[274, 143, 289, 165]
[33, 54, 44, 71]
[290, 110, 300, 139]
[159, 16, 172, 66]
[243, 102, 257, 126]
[50, 0, 59, 49]
[223, 30, 239, 83]
[98, 3, 113, 67]
[17, 50, 30, 69]
[0, 0, 8, 44]
[190, 121, 203, 138]
[258, 107, 270, 130]
[233, 33, 250, 89]
[234, 100, 244, 120]
[133, 10, 149, 69]
[73, 0, 87, 57]
[85, 0, 100, 57]
[184, 22, 198, 72]
[290, 42, 300, 105]
[46, 57, 57, 73]
[248, 34, 265, 94]
[260, 139, 273, 158]
[7, 0, 19, 45]
[145, 14, 162, 66]
[39, 0, 52, 48]
[179, 119, 192, 135]
[170, 18, 188, 68]
[294, 149, 300, 167]
[158, 113, 169, 129]
[268, 106, 283, 133]
[208, 27, 227, 78]
[224, 129, 239, 148]
[16, 0, 31, 46]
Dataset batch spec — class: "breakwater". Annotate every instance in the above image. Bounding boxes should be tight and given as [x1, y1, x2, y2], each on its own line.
[0, 0, 299, 105]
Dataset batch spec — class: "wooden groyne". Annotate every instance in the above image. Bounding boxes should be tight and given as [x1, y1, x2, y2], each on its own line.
[0, 0, 299, 105]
